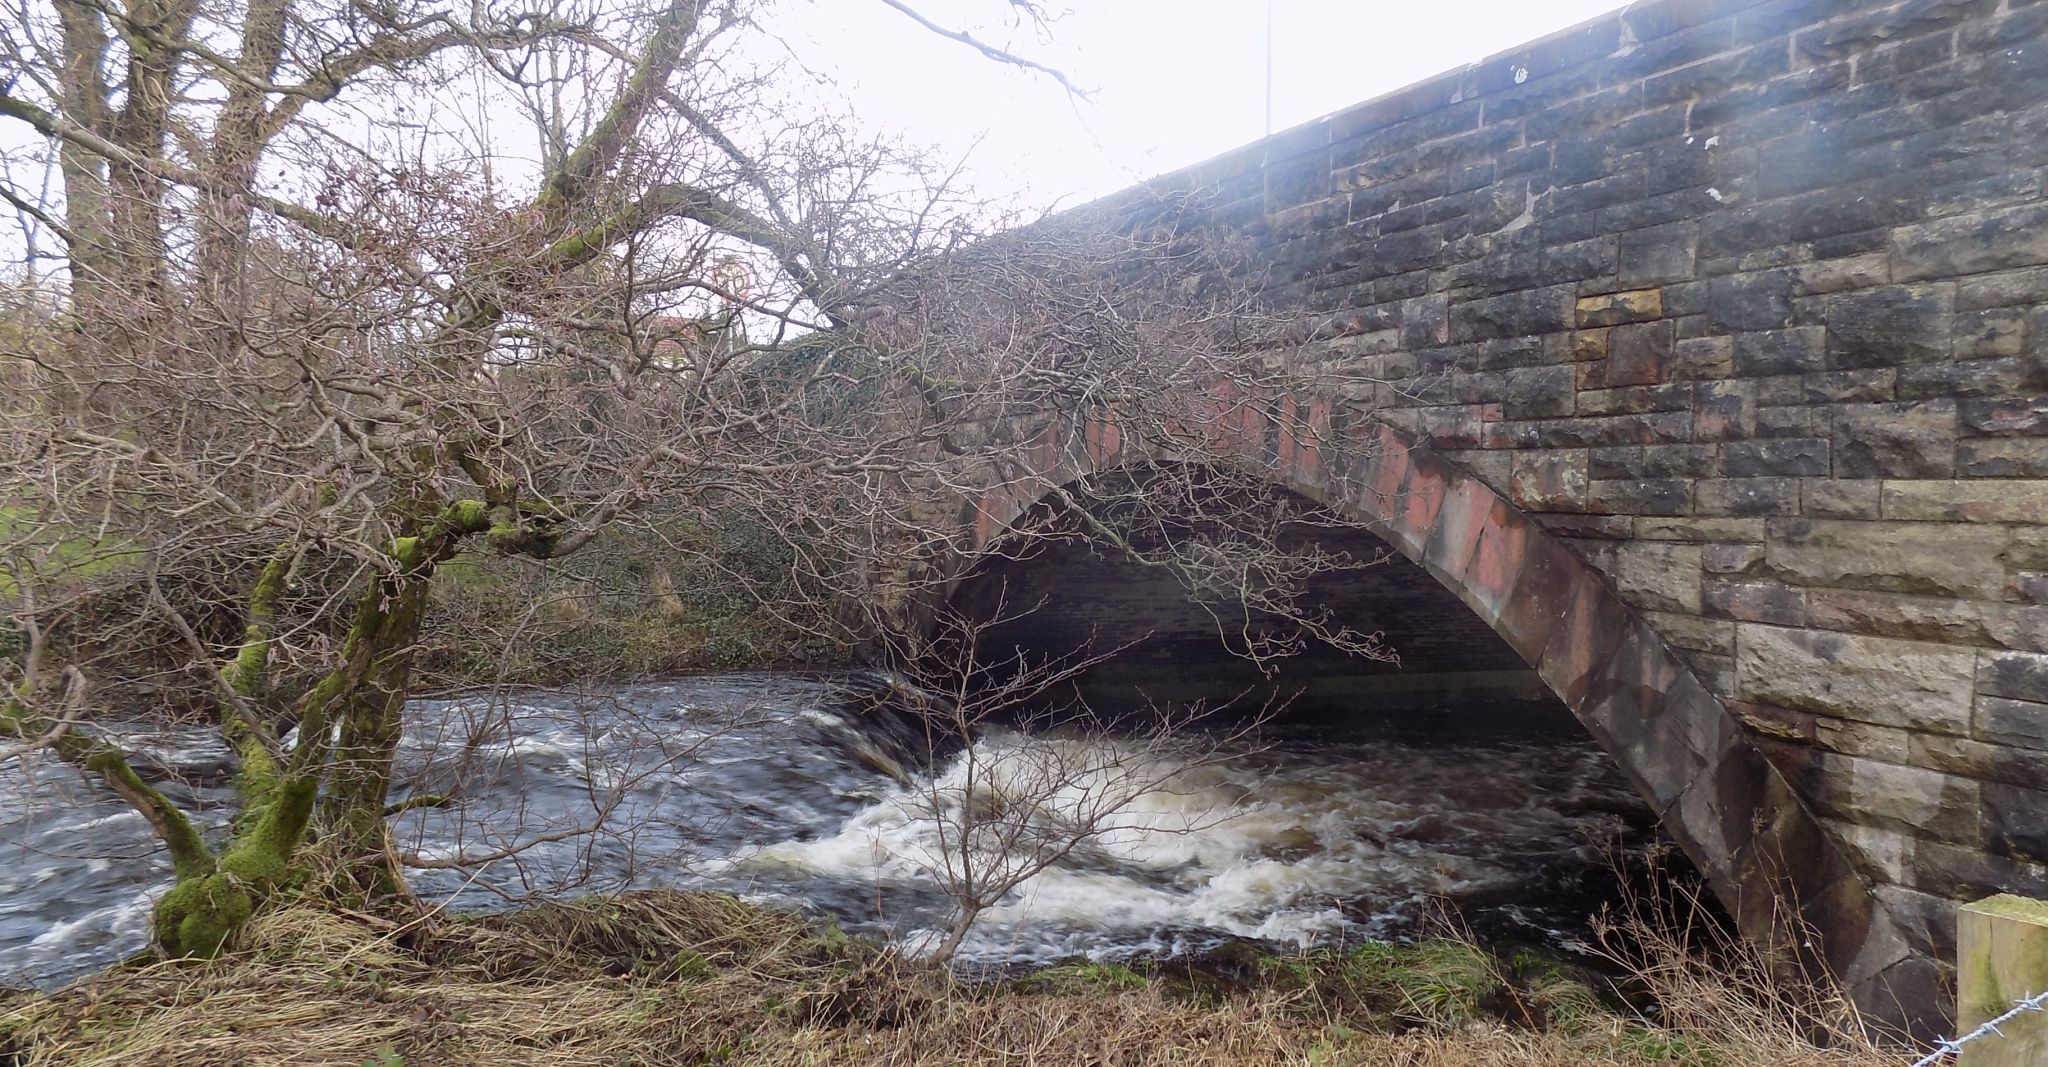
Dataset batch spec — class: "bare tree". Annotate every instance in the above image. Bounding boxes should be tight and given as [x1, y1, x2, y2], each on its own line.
[0, 0, 1386, 965]
[864, 603, 1285, 967]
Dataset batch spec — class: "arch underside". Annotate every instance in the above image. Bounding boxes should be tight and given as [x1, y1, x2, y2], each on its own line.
[948, 402, 1944, 1033]
[952, 510, 1576, 736]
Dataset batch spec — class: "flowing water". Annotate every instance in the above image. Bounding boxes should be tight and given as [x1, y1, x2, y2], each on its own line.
[0, 672, 1660, 988]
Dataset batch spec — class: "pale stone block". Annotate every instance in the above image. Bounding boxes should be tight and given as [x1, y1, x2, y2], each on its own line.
[1643, 610, 1737, 654]
[1613, 542, 1703, 613]
[1814, 717, 1913, 764]
[1736, 624, 1975, 735]
[1883, 480, 2048, 524]
[1799, 751, 1980, 843]
[1829, 818, 1912, 884]
[2005, 528, 2048, 572]
[1764, 519, 2007, 600]
[1802, 478, 1882, 518]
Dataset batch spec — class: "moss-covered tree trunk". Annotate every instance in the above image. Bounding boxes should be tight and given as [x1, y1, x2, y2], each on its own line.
[314, 564, 437, 897]
[147, 504, 492, 955]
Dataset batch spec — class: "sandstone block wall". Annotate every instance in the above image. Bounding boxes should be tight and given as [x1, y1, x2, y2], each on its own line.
[1097, 0, 2048, 965]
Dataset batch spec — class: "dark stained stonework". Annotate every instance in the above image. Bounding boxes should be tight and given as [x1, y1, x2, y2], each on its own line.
[917, 0, 2048, 1037]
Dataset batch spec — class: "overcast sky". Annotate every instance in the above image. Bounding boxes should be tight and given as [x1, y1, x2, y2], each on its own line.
[0, 1, 1630, 267]
[803, 0, 1627, 211]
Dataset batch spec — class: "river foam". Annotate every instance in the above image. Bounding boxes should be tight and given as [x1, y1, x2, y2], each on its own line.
[730, 726, 1646, 965]
[2, 673, 1657, 986]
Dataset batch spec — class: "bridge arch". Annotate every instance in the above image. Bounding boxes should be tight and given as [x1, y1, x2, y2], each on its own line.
[941, 398, 1939, 1030]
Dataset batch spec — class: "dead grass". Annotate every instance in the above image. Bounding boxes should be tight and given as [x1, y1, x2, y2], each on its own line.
[1587, 869, 1890, 1065]
[0, 889, 1908, 1067]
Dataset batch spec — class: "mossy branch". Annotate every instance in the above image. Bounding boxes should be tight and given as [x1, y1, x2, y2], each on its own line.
[144, 558, 289, 782]
[220, 555, 289, 810]
[536, 0, 698, 214]
[5, 593, 217, 884]
[85, 736, 218, 882]
[273, 497, 507, 869]
[4, 671, 218, 882]
[383, 793, 450, 817]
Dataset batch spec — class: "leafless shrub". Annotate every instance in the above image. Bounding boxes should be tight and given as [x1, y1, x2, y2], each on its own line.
[1589, 849, 1890, 1061]
[1, 0, 1390, 963]
[864, 601, 1289, 966]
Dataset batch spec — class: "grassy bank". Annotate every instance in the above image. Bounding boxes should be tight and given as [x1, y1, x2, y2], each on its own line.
[1, 891, 1903, 1067]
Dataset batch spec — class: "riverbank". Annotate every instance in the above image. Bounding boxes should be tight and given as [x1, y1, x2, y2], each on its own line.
[0, 891, 1901, 1067]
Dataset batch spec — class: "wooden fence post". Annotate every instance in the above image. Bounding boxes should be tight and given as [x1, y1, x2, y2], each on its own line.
[1957, 894, 2048, 1067]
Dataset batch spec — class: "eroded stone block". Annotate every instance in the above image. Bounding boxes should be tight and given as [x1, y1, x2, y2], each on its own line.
[1574, 288, 1663, 328]
[1802, 478, 1882, 518]
[1766, 519, 2006, 599]
[1882, 480, 2048, 522]
[1957, 438, 2048, 477]
[1827, 286, 1955, 368]
[1508, 449, 1589, 510]
[1978, 650, 2048, 704]
[1832, 399, 1958, 477]
[1612, 541, 1705, 613]
[1736, 624, 1975, 734]
[1892, 201, 2048, 283]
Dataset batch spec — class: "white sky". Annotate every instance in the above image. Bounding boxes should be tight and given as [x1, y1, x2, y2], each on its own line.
[1, 0, 1630, 267]
[804, 0, 1628, 211]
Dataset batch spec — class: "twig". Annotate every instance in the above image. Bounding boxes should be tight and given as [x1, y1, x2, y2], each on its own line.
[875, 0, 1088, 98]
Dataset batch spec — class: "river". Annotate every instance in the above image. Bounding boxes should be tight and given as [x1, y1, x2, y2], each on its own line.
[0, 672, 1661, 988]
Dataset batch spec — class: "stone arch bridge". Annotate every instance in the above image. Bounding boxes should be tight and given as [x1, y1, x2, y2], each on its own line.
[904, 0, 2048, 1034]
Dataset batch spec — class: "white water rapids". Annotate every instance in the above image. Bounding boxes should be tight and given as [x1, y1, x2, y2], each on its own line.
[0, 673, 1658, 987]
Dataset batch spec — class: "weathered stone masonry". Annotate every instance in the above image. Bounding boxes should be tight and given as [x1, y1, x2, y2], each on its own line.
[938, 0, 2048, 1031]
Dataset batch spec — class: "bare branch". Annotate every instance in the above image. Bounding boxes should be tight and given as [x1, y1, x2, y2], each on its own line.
[874, 0, 1086, 98]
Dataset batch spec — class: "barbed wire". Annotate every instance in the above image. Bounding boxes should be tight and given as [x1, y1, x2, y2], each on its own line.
[1910, 987, 2048, 1066]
